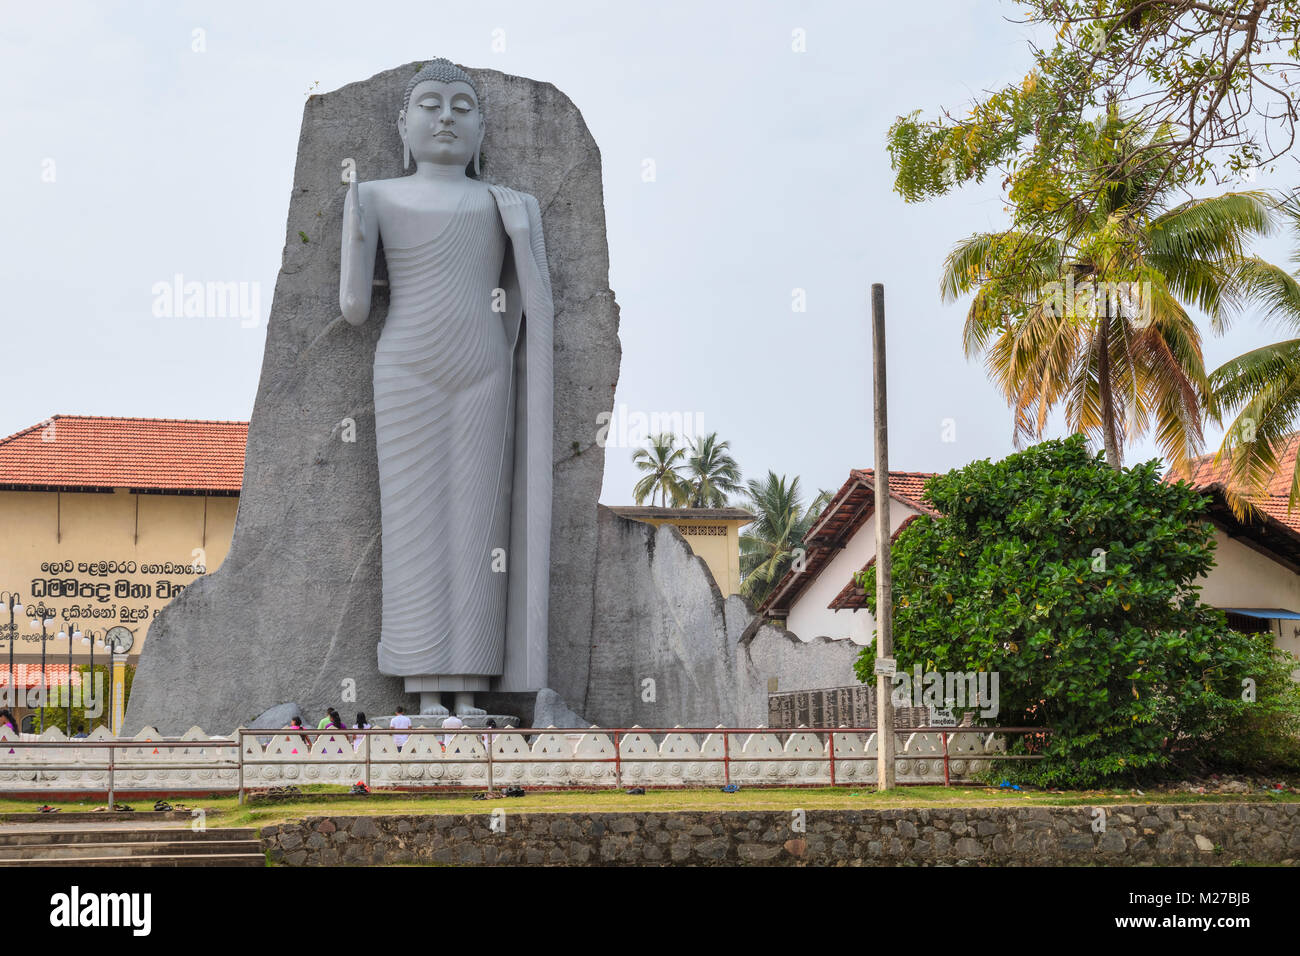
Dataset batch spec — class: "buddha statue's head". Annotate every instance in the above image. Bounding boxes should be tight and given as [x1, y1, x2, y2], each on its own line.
[399, 59, 484, 175]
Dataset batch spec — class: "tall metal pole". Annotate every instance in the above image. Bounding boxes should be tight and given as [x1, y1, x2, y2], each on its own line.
[1, 593, 17, 712]
[38, 615, 49, 732]
[87, 630, 96, 731]
[64, 626, 76, 736]
[106, 644, 113, 737]
[872, 283, 897, 790]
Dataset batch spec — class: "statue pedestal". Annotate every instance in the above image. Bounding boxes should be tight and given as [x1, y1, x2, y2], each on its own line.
[416, 692, 488, 716]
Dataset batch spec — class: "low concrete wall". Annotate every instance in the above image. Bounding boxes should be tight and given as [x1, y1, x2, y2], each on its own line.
[1, 727, 1001, 792]
[261, 804, 1300, 866]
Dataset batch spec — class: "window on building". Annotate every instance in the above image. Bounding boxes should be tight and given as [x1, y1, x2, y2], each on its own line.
[1224, 611, 1272, 635]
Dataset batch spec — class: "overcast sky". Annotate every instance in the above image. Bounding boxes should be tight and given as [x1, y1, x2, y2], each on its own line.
[3, 1, 1293, 507]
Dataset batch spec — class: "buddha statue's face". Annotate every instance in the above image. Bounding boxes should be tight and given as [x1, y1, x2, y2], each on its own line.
[399, 79, 483, 169]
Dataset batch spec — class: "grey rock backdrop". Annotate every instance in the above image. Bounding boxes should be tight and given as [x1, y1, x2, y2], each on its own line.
[126, 62, 857, 735]
[575, 507, 860, 729]
[127, 62, 619, 733]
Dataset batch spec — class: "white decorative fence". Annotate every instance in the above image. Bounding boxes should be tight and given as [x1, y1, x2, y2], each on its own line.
[0, 725, 1027, 796]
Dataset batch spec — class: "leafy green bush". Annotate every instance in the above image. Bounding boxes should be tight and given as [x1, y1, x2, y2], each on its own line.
[1206, 655, 1300, 773]
[853, 436, 1300, 787]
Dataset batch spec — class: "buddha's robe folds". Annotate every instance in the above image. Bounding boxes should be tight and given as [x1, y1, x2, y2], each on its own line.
[373, 186, 552, 691]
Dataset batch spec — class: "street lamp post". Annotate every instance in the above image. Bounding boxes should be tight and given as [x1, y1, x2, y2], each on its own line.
[57, 623, 83, 736]
[29, 610, 54, 732]
[0, 592, 19, 712]
[81, 629, 105, 731]
[102, 627, 134, 737]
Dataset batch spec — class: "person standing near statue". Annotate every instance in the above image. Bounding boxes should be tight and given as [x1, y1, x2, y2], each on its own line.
[288, 716, 311, 752]
[340, 58, 554, 718]
[352, 712, 372, 753]
[388, 706, 412, 752]
[439, 712, 465, 749]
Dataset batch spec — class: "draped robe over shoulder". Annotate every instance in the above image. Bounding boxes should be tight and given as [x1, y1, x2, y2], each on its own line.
[371, 184, 552, 692]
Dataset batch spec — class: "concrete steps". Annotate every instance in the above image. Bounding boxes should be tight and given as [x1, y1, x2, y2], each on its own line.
[0, 811, 199, 824]
[13, 853, 265, 867]
[0, 826, 252, 846]
[0, 826, 264, 867]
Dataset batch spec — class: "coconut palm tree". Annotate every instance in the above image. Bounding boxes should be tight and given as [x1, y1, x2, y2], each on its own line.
[943, 112, 1273, 469]
[1209, 194, 1300, 510]
[631, 433, 688, 507]
[739, 472, 831, 606]
[681, 433, 742, 508]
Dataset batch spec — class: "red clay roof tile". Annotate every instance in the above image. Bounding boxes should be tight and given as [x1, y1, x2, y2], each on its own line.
[0, 664, 84, 688]
[0, 415, 247, 493]
[1179, 434, 1300, 534]
[758, 469, 937, 616]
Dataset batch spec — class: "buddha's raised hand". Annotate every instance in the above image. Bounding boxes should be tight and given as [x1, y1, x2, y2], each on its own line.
[346, 177, 366, 242]
[487, 185, 532, 241]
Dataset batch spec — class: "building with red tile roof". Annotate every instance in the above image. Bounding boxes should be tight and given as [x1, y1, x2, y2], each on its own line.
[765, 448, 1300, 674]
[1179, 433, 1300, 534]
[1169, 436, 1300, 665]
[0, 415, 248, 732]
[0, 415, 246, 494]
[758, 468, 938, 643]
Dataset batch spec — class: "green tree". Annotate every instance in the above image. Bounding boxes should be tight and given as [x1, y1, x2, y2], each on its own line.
[941, 112, 1272, 469]
[681, 433, 742, 508]
[33, 663, 134, 736]
[632, 433, 689, 507]
[853, 436, 1300, 787]
[888, 1, 1300, 225]
[739, 472, 831, 606]
[1210, 195, 1300, 510]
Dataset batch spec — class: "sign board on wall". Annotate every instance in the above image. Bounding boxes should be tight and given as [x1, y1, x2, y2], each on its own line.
[18, 556, 207, 650]
[766, 685, 958, 729]
[0, 486, 238, 663]
[768, 685, 878, 728]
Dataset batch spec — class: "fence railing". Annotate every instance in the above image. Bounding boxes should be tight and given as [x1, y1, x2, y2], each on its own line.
[233, 726, 1049, 803]
[0, 726, 1051, 801]
[0, 738, 239, 806]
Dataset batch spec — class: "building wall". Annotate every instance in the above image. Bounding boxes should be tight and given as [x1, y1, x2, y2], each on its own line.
[785, 503, 918, 645]
[1198, 529, 1300, 670]
[624, 516, 746, 595]
[0, 488, 238, 665]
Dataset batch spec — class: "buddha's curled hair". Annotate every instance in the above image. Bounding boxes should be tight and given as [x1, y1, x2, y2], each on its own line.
[403, 58, 483, 121]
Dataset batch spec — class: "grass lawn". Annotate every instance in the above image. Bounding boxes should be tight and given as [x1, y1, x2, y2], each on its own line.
[4, 784, 1297, 829]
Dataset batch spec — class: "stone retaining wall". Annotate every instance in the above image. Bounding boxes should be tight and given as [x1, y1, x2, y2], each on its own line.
[261, 803, 1300, 866]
